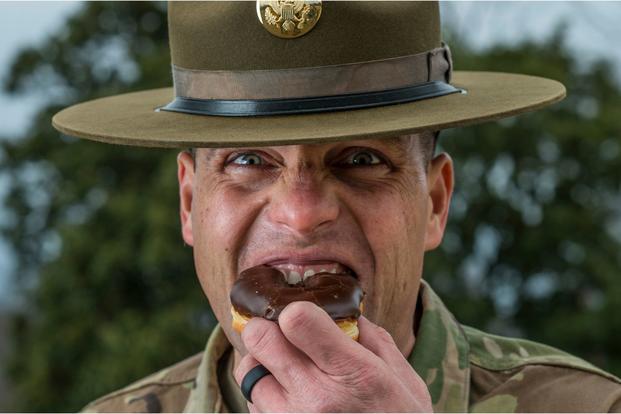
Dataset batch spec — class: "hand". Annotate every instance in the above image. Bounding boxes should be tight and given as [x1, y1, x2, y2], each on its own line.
[234, 301, 433, 412]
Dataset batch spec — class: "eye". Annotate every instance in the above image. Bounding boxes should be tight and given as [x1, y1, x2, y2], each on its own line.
[343, 150, 383, 166]
[230, 153, 264, 166]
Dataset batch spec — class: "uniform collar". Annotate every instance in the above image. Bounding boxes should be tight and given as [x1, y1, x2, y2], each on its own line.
[410, 280, 471, 412]
[184, 280, 471, 413]
[183, 324, 231, 413]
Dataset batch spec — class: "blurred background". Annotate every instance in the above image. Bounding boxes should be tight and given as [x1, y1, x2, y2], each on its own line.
[0, 1, 620, 411]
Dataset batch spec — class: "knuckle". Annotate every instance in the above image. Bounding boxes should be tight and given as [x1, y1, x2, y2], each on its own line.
[234, 356, 256, 383]
[326, 350, 362, 375]
[335, 359, 379, 386]
[325, 371, 386, 411]
[356, 362, 383, 386]
[279, 301, 314, 332]
[242, 320, 275, 352]
[375, 325, 396, 346]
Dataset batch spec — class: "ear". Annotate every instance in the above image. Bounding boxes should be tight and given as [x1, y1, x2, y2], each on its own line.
[177, 151, 195, 246]
[424, 153, 454, 251]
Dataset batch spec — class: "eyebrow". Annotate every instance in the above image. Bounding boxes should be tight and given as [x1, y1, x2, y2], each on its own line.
[196, 135, 415, 165]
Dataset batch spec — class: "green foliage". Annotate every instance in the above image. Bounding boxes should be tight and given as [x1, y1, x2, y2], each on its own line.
[430, 29, 621, 374]
[1, 3, 620, 411]
[2, 3, 212, 411]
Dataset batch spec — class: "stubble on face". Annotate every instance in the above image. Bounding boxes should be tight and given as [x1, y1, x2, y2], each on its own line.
[187, 134, 434, 357]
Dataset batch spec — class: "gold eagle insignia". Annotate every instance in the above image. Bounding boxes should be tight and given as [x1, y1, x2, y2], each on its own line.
[257, 0, 322, 39]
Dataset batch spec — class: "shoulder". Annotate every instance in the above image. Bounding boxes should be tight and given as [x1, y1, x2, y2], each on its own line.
[463, 325, 621, 412]
[80, 353, 202, 413]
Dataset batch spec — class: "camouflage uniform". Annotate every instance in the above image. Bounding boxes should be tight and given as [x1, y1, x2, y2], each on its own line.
[82, 281, 621, 413]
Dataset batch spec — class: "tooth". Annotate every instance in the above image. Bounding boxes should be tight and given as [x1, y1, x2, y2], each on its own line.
[303, 269, 315, 279]
[288, 271, 301, 284]
[329, 267, 338, 274]
[320, 268, 327, 273]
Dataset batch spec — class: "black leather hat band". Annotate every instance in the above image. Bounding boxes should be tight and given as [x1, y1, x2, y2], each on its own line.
[160, 80, 462, 117]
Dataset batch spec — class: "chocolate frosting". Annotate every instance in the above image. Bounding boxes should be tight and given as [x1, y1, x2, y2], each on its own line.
[230, 265, 364, 321]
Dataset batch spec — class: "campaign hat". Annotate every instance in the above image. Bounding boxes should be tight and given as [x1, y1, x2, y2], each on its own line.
[52, 1, 566, 148]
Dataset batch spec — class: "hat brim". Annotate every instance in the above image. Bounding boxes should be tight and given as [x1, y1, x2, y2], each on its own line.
[52, 71, 565, 148]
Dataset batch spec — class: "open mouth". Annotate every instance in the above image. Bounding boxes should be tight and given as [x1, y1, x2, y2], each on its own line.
[266, 262, 357, 284]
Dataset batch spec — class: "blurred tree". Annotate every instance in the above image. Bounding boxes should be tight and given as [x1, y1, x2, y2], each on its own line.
[1, 2, 213, 411]
[0, 2, 619, 412]
[430, 29, 621, 375]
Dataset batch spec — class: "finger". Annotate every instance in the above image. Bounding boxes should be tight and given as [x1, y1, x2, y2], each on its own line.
[234, 353, 261, 385]
[241, 317, 314, 386]
[235, 354, 288, 411]
[279, 301, 372, 376]
[357, 316, 425, 391]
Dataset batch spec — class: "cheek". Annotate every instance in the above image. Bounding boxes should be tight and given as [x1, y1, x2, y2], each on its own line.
[195, 183, 264, 257]
[350, 180, 426, 252]
[191, 182, 266, 328]
[345, 178, 427, 323]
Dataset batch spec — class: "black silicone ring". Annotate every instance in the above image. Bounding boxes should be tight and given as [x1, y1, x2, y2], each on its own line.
[240, 364, 271, 404]
[160, 81, 462, 117]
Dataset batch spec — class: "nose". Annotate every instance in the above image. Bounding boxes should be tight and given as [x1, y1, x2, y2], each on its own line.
[267, 167, 339, 236]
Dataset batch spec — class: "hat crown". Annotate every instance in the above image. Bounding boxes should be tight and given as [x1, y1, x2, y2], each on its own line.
[168, 1, 441, 71]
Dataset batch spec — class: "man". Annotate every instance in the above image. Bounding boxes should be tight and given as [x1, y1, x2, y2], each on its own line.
[52, 2, 621, 412]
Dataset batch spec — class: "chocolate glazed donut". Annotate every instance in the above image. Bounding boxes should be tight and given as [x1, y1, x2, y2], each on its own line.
[230, 265, 365, 340]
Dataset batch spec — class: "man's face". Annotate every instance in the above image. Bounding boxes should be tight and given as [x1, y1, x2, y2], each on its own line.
[177, 135, 453, 355]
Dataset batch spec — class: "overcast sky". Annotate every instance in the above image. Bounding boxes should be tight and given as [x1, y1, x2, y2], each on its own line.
[0, 1, 620, 307]
[0, 2, 82, 138]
